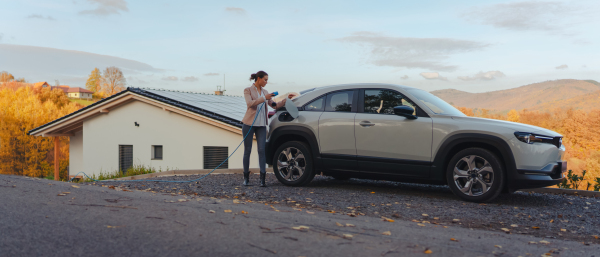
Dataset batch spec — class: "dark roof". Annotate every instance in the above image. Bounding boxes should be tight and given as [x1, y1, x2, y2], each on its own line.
[28, 87, 245, 135]
[67, 87, 94, 93]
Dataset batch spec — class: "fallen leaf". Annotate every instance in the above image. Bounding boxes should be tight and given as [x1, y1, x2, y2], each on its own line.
[450, 238, 458, 241]
[306, 211, 315, 214]
[593, 235, 599, 239]
[528, 241, 537, 244]
[382, 231, 391, 236]
[62, 192, 70, 194]
[417, 223, 426, 227]
[209, 210, 215, 213]
[501, 228, 510, 232]
[539, 240, 550, 245]
[532, 226, 540, 229]
[336, 222, 344, 227]
[71, 185, 80, 188]
[57, 194, 66, 196]
[433, 217, 439, 220]
[510, 224, 518, 227]
[241, 211, 248, 214]
[292, 226, 309, 231]
[346, 224, 355, 227]
[494, 245, 502, 248]
[452, 219, 460, 223]
[178, 199, 188, 202]
[224, 210, 232, 213]
[342, 234, 353, 239]
[561, 229, 566, 232]
[550, 219, 554, 223]
[422, 214, 429, 217]
[424, 249, 432, 254]
[371, 192, 375, 194]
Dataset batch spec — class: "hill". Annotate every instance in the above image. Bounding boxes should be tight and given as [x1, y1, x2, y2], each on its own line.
[529, 90, 600, 112]
[431, 79, 600, 112]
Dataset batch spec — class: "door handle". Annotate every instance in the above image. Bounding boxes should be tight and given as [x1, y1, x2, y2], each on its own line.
[359, 121, 375, 127]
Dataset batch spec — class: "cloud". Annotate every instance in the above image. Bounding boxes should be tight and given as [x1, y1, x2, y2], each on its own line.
[27, 14, 56, 20]
[462, 1, 588, 33]
[162, 76, 178, 81]
[457, 71, 506, 81]
[401, 75, 409, 80]
[420, 72, 448, 81]
[0, 44, 161, 80]
[225, 7, 246, 15]
[336, 32, 488, 72]
[182, 76, 199, 82]
[204, 72, 219, 76]
[79, 0, 129, 16]
[555, 64, 568, 70]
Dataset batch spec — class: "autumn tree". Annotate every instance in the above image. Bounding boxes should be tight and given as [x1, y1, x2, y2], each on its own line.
[507, 109, 520, 122]
[85, 68, 102, 93]
[0, 71, 14, 82]
[100, 66, 127, 96]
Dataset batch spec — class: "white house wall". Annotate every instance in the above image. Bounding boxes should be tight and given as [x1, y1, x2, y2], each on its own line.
[80, 100, 258, 178]
[69, 131, 84, 175]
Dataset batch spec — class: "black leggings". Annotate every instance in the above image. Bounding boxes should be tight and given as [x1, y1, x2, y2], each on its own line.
[242, 124, 266, 174]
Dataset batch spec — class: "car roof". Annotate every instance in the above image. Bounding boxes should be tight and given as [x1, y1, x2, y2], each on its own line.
[293, 83, 417, 106]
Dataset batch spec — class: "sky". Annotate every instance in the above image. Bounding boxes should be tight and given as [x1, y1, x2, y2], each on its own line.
[1, 0, 599, 96]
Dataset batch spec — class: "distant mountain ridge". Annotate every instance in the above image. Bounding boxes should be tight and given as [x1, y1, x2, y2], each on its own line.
[431, 79, 600, 112]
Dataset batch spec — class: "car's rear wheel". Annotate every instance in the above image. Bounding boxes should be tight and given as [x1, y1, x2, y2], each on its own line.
[273, 141, 315, 186]
[446, 148, 504, 202]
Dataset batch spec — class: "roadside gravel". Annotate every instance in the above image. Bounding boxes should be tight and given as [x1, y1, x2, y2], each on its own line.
[88, 173, 600, 244]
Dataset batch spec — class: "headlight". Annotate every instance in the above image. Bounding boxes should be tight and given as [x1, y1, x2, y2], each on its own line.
[514, 132, 561, 147]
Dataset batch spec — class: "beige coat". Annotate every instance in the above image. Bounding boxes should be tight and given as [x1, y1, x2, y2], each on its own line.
[242, 86, 286, 126]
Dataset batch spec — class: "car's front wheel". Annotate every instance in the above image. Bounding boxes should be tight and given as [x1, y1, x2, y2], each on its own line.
[273, 141, 315, 186]
[446, 148, 505, 202]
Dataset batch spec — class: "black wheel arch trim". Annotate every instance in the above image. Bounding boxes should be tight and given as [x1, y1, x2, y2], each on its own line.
[266, 125, 320, 166]
[432, 133, 517, 186]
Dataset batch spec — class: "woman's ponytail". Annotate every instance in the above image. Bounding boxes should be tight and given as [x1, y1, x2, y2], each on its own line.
[249, 71, 268, 81]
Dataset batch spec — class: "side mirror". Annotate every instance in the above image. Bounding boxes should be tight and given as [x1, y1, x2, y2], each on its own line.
[393, 106, 417, 119]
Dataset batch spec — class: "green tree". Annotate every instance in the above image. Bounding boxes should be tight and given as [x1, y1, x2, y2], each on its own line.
[85, 68, 102, 93]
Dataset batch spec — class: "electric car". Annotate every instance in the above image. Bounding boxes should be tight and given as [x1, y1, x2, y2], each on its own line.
[265, 84, 566, 202]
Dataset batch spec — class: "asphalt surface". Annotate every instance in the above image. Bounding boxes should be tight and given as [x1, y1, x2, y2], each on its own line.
[2, 174, 599, 257]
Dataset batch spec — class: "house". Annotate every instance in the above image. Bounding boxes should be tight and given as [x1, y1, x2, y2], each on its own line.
[33, 81, 51, 88]
[67, 87, 94, 99]
[27, 88, 260, 179]
[51, 85, 70, 94]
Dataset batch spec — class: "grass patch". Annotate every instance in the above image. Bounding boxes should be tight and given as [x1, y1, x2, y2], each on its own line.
[82, 164, 169, 182]
[69, 98, 95, 106]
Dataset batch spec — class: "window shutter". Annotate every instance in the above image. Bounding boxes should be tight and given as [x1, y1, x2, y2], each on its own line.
[203, 146, 228, 169]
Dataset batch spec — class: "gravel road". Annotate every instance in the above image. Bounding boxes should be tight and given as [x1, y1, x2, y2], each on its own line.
[89, 173, 600, 244]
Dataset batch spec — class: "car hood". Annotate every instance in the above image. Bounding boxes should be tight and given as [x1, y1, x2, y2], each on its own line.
[450, 116, 562, 137]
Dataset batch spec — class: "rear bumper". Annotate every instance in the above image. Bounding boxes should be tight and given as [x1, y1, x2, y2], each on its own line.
[511, 161, 566, 190]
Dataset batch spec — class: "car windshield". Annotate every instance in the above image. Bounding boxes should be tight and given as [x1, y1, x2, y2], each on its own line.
[407, 89, 465, 116]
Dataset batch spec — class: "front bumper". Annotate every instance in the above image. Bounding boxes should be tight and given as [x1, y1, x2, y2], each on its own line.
[511, 161, 567, 190]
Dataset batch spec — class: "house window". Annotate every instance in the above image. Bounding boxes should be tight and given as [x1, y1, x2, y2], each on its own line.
[119, 145, 133, 173]
[152, 145, 163, 160]
[203, 146, 228, 169]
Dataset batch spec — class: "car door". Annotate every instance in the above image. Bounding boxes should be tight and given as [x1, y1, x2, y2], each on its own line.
[354, 89, 433, 177]
[318, 89, 358, 171]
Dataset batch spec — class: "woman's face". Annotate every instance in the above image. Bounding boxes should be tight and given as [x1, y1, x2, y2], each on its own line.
[256, 75, 268, 87]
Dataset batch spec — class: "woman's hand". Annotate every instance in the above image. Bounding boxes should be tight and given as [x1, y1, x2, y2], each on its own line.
[265, 93, 274, 100]
[287, 93, 296, 99]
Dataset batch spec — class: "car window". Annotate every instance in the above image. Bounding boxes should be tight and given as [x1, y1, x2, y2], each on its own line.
[304, 97, 324, 111]
[407, 89, 465, 116]
[325, 91, 353, 112]
[364, 89, 416, 115]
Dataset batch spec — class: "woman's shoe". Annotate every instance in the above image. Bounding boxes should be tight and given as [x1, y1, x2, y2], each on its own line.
[259, 173, 266, 187]
[243, 172, 250, 186]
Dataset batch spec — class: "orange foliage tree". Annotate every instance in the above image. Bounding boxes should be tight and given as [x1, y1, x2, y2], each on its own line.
[0, 86, 82, 179]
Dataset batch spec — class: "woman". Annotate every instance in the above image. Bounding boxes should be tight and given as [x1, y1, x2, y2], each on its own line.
[242, 70, 294, 187]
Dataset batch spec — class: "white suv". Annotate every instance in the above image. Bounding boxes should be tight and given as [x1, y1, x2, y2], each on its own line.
[266, 84, 566, 202]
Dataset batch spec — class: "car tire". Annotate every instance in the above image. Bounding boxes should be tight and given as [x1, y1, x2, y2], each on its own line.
[272, 141, 316, 186]
[446, 148, 505, 203]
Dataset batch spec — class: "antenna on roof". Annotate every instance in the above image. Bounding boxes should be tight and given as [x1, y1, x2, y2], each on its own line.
[215, 85, 224, 96]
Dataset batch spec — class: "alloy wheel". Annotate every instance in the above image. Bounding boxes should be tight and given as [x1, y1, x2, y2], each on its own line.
[453, 155, 494, 196]
[277, 147, 306, 182]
